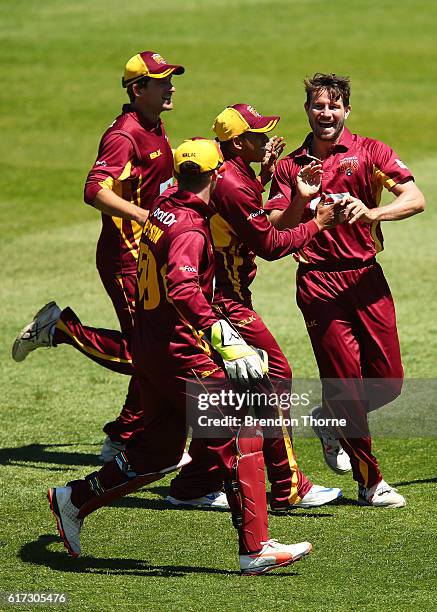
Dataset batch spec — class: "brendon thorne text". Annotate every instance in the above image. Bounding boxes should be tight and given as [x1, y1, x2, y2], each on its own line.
[187, 380, 347, 438]
[197, 414, 346, 429]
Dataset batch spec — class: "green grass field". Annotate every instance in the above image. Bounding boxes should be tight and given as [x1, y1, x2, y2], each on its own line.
[1, 1, 436, 610]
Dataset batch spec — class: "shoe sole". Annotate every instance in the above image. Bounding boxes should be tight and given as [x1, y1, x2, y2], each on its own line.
[12, 321, 33, 363]
[12, 319, 39, 362]
[47, 488, 80, 557]
[241, 543, 313, 575]
[12, 301, 58, 362]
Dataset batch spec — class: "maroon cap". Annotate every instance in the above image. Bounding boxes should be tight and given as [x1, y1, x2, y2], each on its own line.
[213, 104, 280, 141]
[122, 51, 185, 87]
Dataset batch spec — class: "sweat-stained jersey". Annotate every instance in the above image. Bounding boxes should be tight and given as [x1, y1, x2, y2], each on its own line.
[132, 189, 219, 373]
[84, 104, 174, 273]
[264, 127, 414, 265]
[210, 156, 320, 306]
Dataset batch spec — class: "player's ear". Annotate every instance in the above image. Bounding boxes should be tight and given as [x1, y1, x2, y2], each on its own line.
[132, 83, 141, 98]
[344, 105, 351, 119]
[232, 136, 244, 152]
[132, 81, 148, 98]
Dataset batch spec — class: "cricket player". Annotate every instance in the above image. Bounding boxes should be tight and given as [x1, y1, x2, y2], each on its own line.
[265, 73, 425, 507]
[47, 138, 313, 575]
[167, 104, 344, 510]
[13, 51, 184, 461]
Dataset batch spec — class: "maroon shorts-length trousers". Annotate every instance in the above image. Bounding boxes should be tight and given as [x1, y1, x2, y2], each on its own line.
[296, 262, 403, 488]
[169, 297, 312, 507]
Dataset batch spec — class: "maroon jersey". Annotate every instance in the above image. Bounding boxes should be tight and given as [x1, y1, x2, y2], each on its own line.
[211, 157, 319, 305]
[265, 127, 414, 265]
[84, 104, 174, 272]
[132, 189, 218, 372]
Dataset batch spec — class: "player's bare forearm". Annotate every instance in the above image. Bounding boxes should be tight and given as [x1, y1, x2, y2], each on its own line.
[376, 181, 425, 221]
[345, 181, 425, 225]
[268, 194, 310, 229]
[91, 188, 149, 226]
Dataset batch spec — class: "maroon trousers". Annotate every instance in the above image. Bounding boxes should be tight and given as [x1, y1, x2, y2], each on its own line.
[169, 297, 312, 507]
[53, 267, 143, 442]
[296, 262, 403, 488]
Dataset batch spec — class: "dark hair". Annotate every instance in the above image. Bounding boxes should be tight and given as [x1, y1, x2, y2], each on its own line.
[126, 77, 151, 103]
[178, 161, 201, 175]
[304, 73, 351, 106]
[175, 162, 213, 191]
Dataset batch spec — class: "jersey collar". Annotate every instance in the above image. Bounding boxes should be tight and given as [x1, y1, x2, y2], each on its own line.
[172, 189, 216, 219]
[228, 155, 257, 181]
[122, 104, 162, 131]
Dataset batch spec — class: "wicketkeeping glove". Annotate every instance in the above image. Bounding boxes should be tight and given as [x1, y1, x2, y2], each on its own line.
[205, 319, 268, 385]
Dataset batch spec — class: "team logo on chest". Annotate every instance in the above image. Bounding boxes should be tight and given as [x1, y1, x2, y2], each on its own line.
[338, 155, 359, 176]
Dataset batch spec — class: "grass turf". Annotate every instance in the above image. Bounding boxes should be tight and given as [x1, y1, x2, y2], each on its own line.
[1, 0, 436, 610]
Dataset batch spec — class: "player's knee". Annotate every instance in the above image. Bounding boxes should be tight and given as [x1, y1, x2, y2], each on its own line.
[237, 425, 264, 455]
[367, 376, 403, 412]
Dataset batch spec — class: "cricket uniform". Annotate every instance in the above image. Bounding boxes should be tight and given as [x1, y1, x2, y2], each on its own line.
[68, 188, 271, 555]
[265, 127, 411, 488]
[169, 156, 321, 507]
[52, 104, 173, 441]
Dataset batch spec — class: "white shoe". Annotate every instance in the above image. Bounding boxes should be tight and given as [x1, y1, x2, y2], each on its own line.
[311, 405, 352, 474]
[240, 539, 312, 575]
[47, 486, 82, 557]
[12, 301, 61, 362]
[165, 490, 229, 509]
[358, 479, 406, 508]
[99, 436, 126, 463]
[291, 484, 342, 508]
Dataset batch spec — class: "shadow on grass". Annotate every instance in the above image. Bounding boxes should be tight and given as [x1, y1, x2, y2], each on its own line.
[19, 535, 299, 577]
[111, 495, 229, 512]
[392, 476, 437, 487]
[269, 510, 334, 517]
[0, 444, 101, 469]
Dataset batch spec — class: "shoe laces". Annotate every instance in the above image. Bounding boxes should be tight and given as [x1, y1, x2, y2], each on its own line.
[25, 321, 53, 343]
[360, 482, 397, 500]
[206, 491, 222, 501]
[376, 484, 396, 496]
[260, 538, 280, 550]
